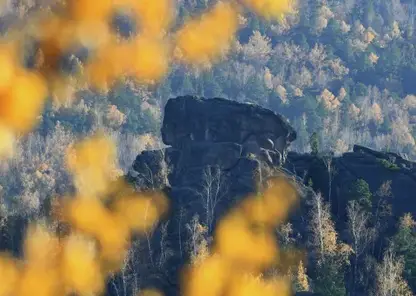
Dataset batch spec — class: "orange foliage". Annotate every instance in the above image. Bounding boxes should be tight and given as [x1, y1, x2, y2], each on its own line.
[0, 254, 19, 296]
[0, 2, 299, 296]
[66, 134, 117, 196]
[0, 0, 297, 157]
[240, 0, 296, 21]
[174, 2, 240, 66]
[182, 177, 299, 296]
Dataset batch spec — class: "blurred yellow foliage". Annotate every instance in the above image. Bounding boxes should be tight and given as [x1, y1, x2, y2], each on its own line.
[226, 273, 291, 296]
[0, 124, 15, 159]
[16, 265, 60, 296]
[183, 177, 299, 296]
[23, 224, 60, 266]
[66, 134, 118, 196]
[0, 134, 171, 296]
[0, 46, 18, 92]
[130, 36, 170, 83]
[66, 0, 113, 22]
[182, 254, 231, 296]
[123, 0, 174, 37]
[0, 0, 297, 157]
[60, 234, 104, 295]
[240, 0, 296, 21]
[0, 254, 19, 296]
[0, 71, 47, 133]
[174, 2, 240, 66]
[138, 288, 165, 296]
[113, 192, 166, 233]
[0, 1, 299, 296]
[215, 210, 279, 271]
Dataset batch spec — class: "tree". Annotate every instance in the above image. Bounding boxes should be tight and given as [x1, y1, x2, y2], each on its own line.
[308, 192, 349, 295]
[186, 215, 209, 264]
[181, 74, 195, 95]
[363, 0, 375, 27]
[346, 200, 376, 294]
[308, 193, 338, 263]
[292, 115, 309, 152]
[347, 179, 372, 213]
[391, 213, 416, 291]
[294, 260, 310, 292]
[372, 180, 393, 256]
[374, 248, 413, 296]
[155, 78, 172, 105]
[202, 70, 222, 98]
[309, 132, 319, 155]
[108, 239, 141, 296]
[322, 153, 336, 204]
[188, 165, 229, 234]
[242, 30, 272, 68]
[314, 257, 347, 296]
[308, 192, 352, 259]
[245, 74, 269, 104]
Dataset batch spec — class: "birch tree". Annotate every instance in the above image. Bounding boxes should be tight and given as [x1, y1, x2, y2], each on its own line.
[197, 165, 228, 233]
[308, 192, 352, 296]
[374, 248, 413, 296]
[308, 192, 338, 263]
[347, 200, 376, 294]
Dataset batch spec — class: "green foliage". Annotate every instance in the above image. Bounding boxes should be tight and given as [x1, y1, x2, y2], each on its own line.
[347, 179, 372, 212]
[309, 132, 319, 155]
[377, 159, 400, 171]
[314, 259, 347, 296]
[245, 75, 269, 104]
[181, 74, 195, 95]
[354, 83, 368, 97]
[202, 70, 222, 98]
[29, 0, 416, 162]
[392, 215, 416, 291]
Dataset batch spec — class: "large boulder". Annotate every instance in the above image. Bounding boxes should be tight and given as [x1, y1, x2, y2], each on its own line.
[161, 96, 296, 159]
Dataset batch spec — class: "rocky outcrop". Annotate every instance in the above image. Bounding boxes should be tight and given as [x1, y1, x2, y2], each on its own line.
[126, 96, 298, 296]
[131, 96, 298, 200]
[127, 96, 416, 296]
[161, 95, 296, 162]
[285, 144, 416, 224]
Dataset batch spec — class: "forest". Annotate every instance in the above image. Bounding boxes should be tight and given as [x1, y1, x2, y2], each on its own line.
[0, 0, 415, 296]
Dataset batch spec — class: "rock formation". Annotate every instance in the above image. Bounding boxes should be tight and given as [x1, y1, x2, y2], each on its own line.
[126, 96, 300, 295]
[285, 144, 416, 222]
[161, 95, 296, 163]
[125, 95, 416, 296]
[126, 95, 416, 296]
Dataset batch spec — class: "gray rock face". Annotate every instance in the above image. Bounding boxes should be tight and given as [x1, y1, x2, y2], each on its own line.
[161, 95, 296, 158]
[130, 96, 297, 230]
[127, 96, 297, 296]
[127, 96, 416, 296]
[285, 144, 416, 221]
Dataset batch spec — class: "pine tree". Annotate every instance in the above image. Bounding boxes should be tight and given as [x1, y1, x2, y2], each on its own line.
[392, 213, 416, 291]
[294, 260, 310, 292]
[181, 74, 195, 95]
[202, 70, 222, 98]
[309, 132, 319, 155]
[315, 258, 347, 296]
[347, 179, 372, 213]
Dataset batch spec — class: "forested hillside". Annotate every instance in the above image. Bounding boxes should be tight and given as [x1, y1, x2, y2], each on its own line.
[0, 1, 415, 296]
[1, 0, 415, 234]
[21, 0, 416, 153]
